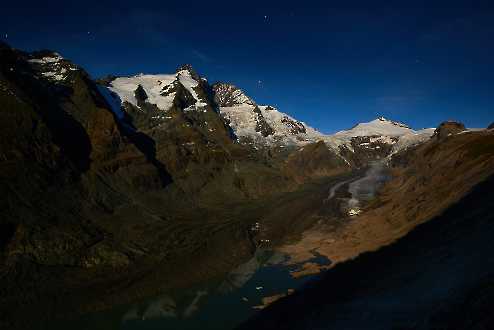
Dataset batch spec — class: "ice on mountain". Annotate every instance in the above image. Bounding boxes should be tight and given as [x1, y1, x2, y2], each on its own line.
[334, 118, 414, 138]
[103, 69, 433, 166]
[108, 74, 176, 111]
[107, 69, 208, 113]
[219, 102, 326, 148]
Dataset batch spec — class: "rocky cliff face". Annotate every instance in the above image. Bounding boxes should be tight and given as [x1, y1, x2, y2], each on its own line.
[432, 120, 466, 140]
[212, 82, 255, 107]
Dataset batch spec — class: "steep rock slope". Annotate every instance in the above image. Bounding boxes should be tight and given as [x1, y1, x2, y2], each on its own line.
[0, 41, 180, 276]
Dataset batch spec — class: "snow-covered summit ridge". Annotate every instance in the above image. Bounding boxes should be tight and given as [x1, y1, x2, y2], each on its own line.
[329, 117, 436, 155]
[334, 117, 415, 138]
[101, 67, 435, 154]
[212, 83, 431, 151]
[377, 116, 411, 129]
[212, 82, 325, 146]
[106, 66, 207, 112]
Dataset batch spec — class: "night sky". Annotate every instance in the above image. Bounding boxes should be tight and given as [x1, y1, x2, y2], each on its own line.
[2, 0, 493, 133]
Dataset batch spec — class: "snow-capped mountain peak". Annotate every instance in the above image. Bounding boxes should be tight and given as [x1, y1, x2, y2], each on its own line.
[334, 117, 414, 138]
[376, 116, 411, 129]
[104, 65, 208, 113]
[100, 68, 434, 158]
[323, 117, 436, 161]
[212, 83, 324, 147]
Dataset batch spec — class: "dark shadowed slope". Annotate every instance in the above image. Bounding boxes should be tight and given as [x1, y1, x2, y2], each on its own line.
[239, 174, 494, 330]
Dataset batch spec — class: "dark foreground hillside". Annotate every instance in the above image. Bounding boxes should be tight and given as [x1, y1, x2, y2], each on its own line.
[239, 174, 494, 330]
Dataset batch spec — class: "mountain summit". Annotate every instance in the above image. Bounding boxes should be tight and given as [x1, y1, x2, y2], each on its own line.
[335, 117, 414, 138]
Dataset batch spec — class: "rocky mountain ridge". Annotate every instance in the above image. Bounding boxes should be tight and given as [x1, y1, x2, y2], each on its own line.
[99, 63, 442, 165]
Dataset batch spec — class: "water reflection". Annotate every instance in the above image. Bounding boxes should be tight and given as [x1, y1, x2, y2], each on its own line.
[218, 249, 279, 293]
[116, 248, 314, 330]
[121, 289, 211, 324]
[218, 255, 260, 294]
